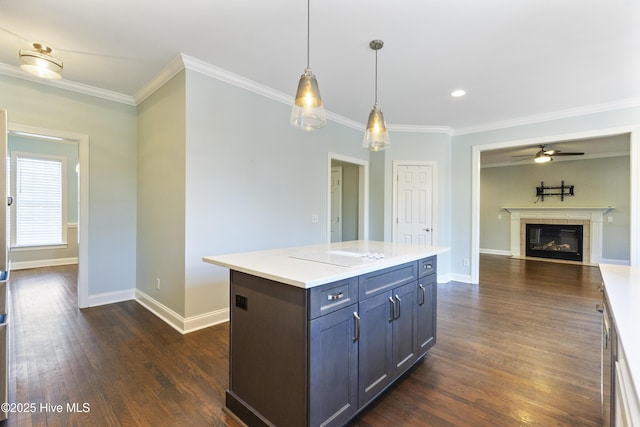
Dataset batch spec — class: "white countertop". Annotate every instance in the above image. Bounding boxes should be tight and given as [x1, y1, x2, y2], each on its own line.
[599, 264, 640, 398]
[203, 240, 448, 288]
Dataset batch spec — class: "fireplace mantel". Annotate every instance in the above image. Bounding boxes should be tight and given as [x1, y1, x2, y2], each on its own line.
[503, 207, 614, 215]
[503, 206, 615, 265]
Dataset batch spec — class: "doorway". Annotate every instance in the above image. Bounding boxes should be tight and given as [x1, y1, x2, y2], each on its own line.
[471, 126, 640, 283]
[328, 154, 369, 242]
[7, 123, 89, 308]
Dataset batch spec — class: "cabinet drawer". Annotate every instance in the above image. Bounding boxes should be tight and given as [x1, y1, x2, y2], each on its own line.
[418, 256, 437, 278]
[359, 262, 417, 300]
[309, 277, 358, 319]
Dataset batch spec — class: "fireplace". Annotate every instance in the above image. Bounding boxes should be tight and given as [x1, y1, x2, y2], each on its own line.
[525, 223, 583, 261]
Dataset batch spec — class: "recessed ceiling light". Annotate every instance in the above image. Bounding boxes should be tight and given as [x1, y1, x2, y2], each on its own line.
[451, 89, 466, 97]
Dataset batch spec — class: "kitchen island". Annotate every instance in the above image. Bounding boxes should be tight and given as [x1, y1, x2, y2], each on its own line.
[203, 241, 447, 427]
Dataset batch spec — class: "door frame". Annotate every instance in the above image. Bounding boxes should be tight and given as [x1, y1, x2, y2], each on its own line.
[470, 125, 640, 284]
[8, 122, 89, 308]
[327, 153, 369, 242]
[392, 160, 438, 245]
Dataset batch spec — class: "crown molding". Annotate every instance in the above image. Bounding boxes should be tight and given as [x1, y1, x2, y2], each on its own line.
[388, 124, 453, 135]
[452, 97, 640, 136]
[0, 62, 135, 105]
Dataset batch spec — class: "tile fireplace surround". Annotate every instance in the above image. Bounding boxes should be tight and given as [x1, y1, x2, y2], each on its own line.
[503, 207, 614, 265]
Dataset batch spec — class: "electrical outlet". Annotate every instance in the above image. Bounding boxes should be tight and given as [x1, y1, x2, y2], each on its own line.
[311, 214, 319, 223]
[463, 258, 470, 266]
[156, 278, 161, 290]
[607, 216, 613, 223]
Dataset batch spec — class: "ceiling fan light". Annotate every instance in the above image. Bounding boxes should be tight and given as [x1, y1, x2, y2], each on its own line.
[290, 68, 327, 131]
[534, 151, 551, 163]
[363, 104, 390, 151]
[19, 43, 63, 80]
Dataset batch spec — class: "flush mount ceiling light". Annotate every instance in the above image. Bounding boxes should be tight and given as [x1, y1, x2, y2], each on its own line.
[290, 0, 326, 131]
[363, 40, 390, 152]
[451, 89, 466, 97]
[19, 43, 63, 80]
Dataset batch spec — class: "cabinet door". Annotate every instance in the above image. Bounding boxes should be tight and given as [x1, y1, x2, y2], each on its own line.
[392, 281, 418, 377]
[358, 291, 393, 407]
[417, 274, 437, 357]
[309, 304, 359, 427]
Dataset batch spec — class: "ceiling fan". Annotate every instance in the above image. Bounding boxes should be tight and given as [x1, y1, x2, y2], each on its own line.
[513, 144, 585, 163]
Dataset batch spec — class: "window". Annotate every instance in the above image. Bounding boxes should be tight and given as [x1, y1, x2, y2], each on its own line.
[10, 154, 66, 248]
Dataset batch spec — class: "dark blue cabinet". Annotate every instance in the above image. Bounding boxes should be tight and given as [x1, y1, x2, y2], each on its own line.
[226, 256, 438, 427]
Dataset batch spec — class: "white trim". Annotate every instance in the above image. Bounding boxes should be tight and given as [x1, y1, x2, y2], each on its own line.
[0, 63, 135, 106]
[480, 248, 512, 256]
[8, 123, 90, 308]
[600, 258, 630, 266]
[327, 153, 369, 242]
[454, 98, 640, 136]
[88, 288, 135, 308]
[388, 124, 453, 135]
[135, 289, 230, 334]
[471, 125, 640, 284]
[10, 257, 78, 270]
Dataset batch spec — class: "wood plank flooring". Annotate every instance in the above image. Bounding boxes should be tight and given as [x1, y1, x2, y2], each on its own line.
[2, 255, 603, 426]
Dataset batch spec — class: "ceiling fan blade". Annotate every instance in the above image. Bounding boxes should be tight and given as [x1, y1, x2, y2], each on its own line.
[552, 152, 585, 156]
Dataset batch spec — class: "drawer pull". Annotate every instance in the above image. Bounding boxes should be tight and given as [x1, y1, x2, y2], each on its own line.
[327, 292, 344, 301]
[423, 263, 432, 270]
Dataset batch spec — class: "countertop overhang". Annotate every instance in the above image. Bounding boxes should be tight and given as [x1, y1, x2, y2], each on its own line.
[203, 240, 448, 288]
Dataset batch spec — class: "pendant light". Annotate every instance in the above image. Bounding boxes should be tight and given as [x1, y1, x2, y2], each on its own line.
[19, 43, 63, 80]
[290, 0, 327, 131]
[363, 40, 390, 151]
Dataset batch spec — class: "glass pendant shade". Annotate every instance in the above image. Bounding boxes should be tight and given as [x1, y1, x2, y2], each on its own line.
[362, 104, 390, 151]
[19, 43, 63, 80]
[290, 68, 327, 131]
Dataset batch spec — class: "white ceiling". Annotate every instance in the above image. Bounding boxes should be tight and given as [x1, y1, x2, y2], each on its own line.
[1, 0, 640, 134]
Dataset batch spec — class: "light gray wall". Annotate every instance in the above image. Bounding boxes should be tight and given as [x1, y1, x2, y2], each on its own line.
[481, 156, 631, 261]
[137, 71, 187, 315]
[183, 69, 369, 317]
[451, 107, 640, 278]
[0, 74, 138, 296]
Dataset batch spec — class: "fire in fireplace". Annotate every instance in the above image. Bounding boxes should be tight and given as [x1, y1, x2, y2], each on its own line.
[525, 224, 583, 262]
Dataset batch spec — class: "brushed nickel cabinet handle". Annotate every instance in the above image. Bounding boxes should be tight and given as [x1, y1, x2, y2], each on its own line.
[389, 297, 395, 322]
[595, 303, 603, 313]
[353, 312, 360, 342]
[328, 292, 344, 301]
[395, 295, 401, 319]
[419, 284, 425, 306]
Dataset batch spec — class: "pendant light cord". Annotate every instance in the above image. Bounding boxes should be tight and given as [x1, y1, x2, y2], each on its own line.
[374, 48, 378, 104]
[306, 0, 310, 68]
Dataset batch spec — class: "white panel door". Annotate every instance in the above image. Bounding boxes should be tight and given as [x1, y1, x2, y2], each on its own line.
[396, 164, 433, 245]
[330, 166, 342, 242]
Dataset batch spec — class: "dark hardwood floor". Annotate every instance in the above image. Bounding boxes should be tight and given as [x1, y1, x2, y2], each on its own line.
[2, 255, 603, 426]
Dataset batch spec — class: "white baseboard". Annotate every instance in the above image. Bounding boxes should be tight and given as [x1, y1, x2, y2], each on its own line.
[600, 258, 631, 266]
[448, 273, 473, 284]
[88, 288, 136, 307]
[479, 248, 512, 256]
[11, 257, 78, 270]
[135, 289, 229, 334]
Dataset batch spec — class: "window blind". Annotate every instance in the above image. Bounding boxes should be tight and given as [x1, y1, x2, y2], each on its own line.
[15, 156, 63, 246]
